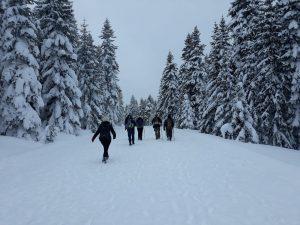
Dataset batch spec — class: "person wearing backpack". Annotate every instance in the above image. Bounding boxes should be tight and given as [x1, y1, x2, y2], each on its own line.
[125, 114, 136, 145]
[151, 114, 162, 139]
[91, 116, 116, 163]
[164, 114, 175, 141]
[136, 116, 144, 140]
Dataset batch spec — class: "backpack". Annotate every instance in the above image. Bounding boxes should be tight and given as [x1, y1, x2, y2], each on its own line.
[126, 119, 134, 129]
[166, 119, 173, 130]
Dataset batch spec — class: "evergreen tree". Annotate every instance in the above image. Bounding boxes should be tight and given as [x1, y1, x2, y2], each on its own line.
[254, 0, 294, 148]
[98, 19, 120, 123]
[277, 0, 300, 149]
[77, 21, 98, 129]
[0, 0, 7, 94]
[157, 51, 179, 120]
[228, 0, 261, 127]
[201, 17, 233, 137]
[35, 0, 83, 142]
[221, 69, 259, 143]
[138, 98, 146, 117]
[200, 23, 219, 134]
[180, 94, 194, 129]
[145, 95, 156, 125]
[128, 95, 139, 118]
[0, 0, 44, 140]
[228, 0, 258, 143]
[179, 27, 206, 128]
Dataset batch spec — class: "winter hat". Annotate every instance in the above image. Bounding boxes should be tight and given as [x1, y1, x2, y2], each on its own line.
[102, 116, 109, 122]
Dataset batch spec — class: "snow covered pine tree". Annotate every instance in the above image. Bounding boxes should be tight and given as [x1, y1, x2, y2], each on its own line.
[178, 27, 206, 129]
[0, 0, 44, 140]
[157, 51, 179, 121]
[35, 0, 83, 142]
[201, 17, 233, 137]
[277, 0, 300, 150]
[77, 20, 99, 130]
[98, 19, 121, 124]
[224, 0, 259, 143]
[180, 94, 194, 129]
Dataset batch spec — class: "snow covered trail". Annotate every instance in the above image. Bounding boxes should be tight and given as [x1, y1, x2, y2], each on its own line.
[0, 127, 300, 225]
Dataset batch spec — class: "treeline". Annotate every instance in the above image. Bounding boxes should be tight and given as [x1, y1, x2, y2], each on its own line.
[157, 0, 299, 150]
[125, 95, 157, 126]
[0, 0, 124, 142]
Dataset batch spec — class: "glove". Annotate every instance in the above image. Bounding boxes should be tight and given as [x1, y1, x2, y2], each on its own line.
[113, 136, 116, 140]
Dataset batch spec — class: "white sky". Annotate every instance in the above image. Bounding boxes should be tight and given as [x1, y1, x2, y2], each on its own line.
[73, 0, 232, 103]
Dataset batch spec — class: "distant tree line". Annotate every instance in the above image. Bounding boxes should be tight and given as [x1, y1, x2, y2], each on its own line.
[157, 0, 299, 150]
[0, 0, 124, 142]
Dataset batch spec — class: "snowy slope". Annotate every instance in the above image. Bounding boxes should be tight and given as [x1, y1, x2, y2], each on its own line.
[0, 127, 300, 225]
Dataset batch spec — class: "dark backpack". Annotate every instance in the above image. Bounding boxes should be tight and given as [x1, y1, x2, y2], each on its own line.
[126, 119, 134, 129]
[166, 119, 173, 130]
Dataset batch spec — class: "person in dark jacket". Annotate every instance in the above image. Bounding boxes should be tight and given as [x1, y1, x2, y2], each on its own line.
[91, 116, 116, 163]
[125, 114, 136, 145]
[164, 114, 175, 141]
[136, 116, 144, 140]
[152, 114, 162, 139]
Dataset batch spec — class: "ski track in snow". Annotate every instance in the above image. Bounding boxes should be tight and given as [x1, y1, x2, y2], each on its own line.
[0, 127, 300, 225]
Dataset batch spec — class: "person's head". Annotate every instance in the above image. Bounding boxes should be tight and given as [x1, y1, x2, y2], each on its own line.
[128, 114, 132, 119]
[102, 115, 109, 122]
[168, 114, 172, 119]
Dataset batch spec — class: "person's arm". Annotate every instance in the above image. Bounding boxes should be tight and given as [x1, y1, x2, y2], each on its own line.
[92, 125, 101, 142]
[110, 124, 116, 139]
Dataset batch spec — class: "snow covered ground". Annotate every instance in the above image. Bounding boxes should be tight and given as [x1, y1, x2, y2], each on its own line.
[1, 127, 300, 225]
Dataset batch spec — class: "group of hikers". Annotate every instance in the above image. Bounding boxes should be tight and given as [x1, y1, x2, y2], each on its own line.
[92, 114, 175, 163]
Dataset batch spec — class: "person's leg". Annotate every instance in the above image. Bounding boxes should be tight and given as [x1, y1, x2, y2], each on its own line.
[167, 129, 172, 141]
[100, 138, 110, 160]
[140, 127, 143, 140]
[156, 127, 160, 139]
[104, 139, 111, 158]
[132, 129, 135, 144]
[127, 130, 132, 145]
[137, 128, 140, 140]
[158, 127, 161, 139]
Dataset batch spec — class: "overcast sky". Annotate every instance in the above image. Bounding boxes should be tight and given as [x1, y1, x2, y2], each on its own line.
[73, 0, 232, 103]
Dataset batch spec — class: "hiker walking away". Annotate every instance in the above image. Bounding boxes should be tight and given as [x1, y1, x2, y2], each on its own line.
[91, 116, 116, 163]
[152, 114, 162, 139]
[125, 114, 136, 145]
[164, 114, 175, 141]
[136, 116, 144, 140]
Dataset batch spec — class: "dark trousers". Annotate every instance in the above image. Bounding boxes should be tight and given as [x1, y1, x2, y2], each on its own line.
[100, 137, 111, 158]
[154, 127, 160, 139]
[127, 128, 135, 144]
[166, 128, 173, 141]
[137, 128, 143, 140]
